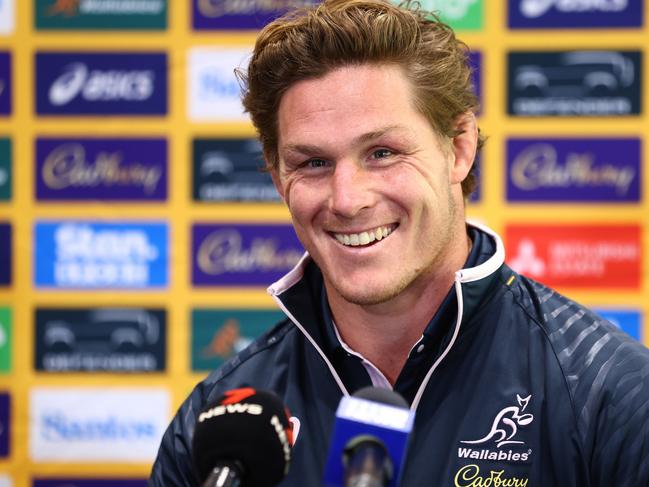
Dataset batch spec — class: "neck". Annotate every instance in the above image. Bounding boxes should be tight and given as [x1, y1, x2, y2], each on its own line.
[327, 229, 472, 385]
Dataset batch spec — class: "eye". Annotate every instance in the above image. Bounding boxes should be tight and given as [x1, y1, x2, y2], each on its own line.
[371, 148, 393, 159]
[305, 158, 328, 168]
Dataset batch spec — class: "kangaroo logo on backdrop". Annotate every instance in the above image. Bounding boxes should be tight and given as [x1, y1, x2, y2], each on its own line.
[193, 138, 279, 202]
[510, 0, 640, 28]
[36, 308, 166, 372]
[0, 52, 11, 115]
[36, 138, 167, 200]
[36, 52, 167, 115]
[0, 138, 10, 201]
[191, 309, 286, 371]
[506, 138, 640, 202]
[30, 388, 169, 461]
[193, 0, 318, 29]
[34, 221, 168, 288]
[37, 0, 167, 30]
[458, 395, 533, 464]
[508, 50, 641, 116]
[192, 224, 304, 286]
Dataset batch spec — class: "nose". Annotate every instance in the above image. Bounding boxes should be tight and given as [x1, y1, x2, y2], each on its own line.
[328, 160, 374, 218]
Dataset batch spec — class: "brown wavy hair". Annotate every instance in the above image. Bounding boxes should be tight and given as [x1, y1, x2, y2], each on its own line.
[237, 0, 484, 197]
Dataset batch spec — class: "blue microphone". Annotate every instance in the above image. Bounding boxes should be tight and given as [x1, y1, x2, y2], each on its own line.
[323, 387, 414, 487]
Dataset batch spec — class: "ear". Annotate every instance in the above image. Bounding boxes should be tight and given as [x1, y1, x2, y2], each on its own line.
[449, 111, 478, 185]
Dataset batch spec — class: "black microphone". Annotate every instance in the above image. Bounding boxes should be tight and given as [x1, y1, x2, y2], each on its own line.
[192, 387, 293, 487]
[323, 386, 414, 487]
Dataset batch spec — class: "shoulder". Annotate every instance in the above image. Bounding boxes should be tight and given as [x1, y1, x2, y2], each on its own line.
[508, 272, 649, 479]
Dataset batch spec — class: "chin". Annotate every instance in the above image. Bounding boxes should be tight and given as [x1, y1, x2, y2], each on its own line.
[331, 279, 409, 306]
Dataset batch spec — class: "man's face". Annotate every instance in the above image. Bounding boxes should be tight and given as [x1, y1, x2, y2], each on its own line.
[273, 64, 472, 306]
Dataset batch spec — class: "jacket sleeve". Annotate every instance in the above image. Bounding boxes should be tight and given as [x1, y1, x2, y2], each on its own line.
[583, 338, 649, 486]
[149, 387, 204, 487]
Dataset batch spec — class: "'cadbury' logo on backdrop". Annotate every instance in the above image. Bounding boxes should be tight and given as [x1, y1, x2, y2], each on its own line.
[193, 0, 318, 29]
[0, 52, 11, 115]
[36, 138, 167, 201]
[0, 223, 10, 286]
[0, 393, 8, 457]
[36, 52, 167, 115]
[509, 0, 641, 28]
[508, 50, 642, 116]
[506, 138, 640, 202]
[34, 221, 168, 289]
[192, 224, 304, 286]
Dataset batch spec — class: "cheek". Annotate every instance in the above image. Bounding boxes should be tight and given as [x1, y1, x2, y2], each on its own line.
[285, 182, 319, 223]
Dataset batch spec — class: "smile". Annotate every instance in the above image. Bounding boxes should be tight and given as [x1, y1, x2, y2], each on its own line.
[333, 225, 395, 247]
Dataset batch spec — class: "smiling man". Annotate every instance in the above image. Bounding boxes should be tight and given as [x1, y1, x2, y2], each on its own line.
[150, 1, 649, 486]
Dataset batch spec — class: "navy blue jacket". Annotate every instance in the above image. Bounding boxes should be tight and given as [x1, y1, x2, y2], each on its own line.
[149, 224, 649, 486]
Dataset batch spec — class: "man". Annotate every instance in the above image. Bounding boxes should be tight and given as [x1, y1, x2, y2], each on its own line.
[150, 1, 649, 485]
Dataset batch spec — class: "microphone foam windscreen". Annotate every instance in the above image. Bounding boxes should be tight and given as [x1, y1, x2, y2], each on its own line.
[192, 388, 293, 487]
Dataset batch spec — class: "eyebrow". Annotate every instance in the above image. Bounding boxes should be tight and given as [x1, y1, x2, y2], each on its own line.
[281, 124, 413, 156]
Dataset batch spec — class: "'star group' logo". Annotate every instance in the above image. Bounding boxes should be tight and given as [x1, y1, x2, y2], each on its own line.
[508, 50, 642, 116]
[509, 0, 642, 28]
[458, 394, 533, 464]
[506, 224, 641, 289]
[36, 52, 167, 115]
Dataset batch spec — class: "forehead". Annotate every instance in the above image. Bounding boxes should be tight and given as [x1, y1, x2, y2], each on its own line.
[276, 64, 426, 145]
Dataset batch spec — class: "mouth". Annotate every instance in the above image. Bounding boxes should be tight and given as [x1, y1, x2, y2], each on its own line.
[332, 224, 397, 247]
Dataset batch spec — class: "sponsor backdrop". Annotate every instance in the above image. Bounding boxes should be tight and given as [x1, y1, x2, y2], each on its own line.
[0, 0, 646, 484]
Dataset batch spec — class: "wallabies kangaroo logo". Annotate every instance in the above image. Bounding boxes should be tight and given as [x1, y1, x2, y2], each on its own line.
[461, 394, 533, 448]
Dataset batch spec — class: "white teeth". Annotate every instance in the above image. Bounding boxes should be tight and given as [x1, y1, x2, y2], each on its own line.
[334, 226, 394, 247]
